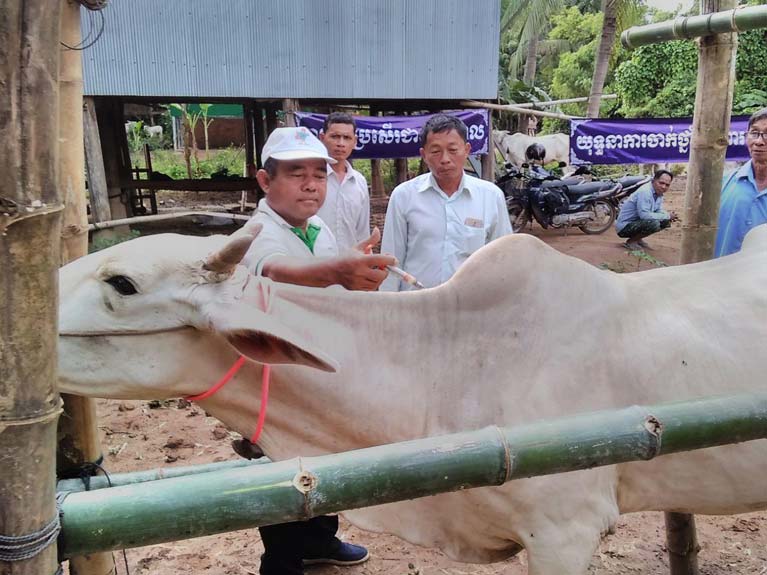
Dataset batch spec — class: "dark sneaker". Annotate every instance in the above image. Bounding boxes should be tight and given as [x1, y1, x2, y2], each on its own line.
[623, 241, 642, 251]
[303, 542, 370, 566]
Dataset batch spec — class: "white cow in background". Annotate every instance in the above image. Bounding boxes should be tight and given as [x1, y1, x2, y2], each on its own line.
[494, 130, 569, 167]
[124, 121, 163, 138]
[58, 224, 767, 575]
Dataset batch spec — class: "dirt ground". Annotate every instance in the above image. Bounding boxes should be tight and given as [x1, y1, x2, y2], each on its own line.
[76, 177, 767, 575]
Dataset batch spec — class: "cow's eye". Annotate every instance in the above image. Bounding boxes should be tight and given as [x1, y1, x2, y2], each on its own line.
[105, 275, 138, 296]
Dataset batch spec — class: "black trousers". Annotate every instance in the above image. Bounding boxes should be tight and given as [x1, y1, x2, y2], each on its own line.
[259, 515, 339, 575]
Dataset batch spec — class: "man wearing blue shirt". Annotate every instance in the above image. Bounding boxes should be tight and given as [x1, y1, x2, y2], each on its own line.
[615, 169, 678, 250]
[715, 107, 767, 257]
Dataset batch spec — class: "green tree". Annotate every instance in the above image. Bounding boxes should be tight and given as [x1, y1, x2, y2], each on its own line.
[500, 0, 566, 132]
[613, 28, 767, 117]
[587, 0, 643, 117]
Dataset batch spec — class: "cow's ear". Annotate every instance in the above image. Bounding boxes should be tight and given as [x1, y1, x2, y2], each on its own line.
[207, 305, 338, 373]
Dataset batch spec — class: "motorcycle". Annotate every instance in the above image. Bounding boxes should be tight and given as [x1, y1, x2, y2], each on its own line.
[496, 163, 621, 235]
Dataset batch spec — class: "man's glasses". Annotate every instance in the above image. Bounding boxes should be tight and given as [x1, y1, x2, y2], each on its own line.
[746, 131, 767, 142]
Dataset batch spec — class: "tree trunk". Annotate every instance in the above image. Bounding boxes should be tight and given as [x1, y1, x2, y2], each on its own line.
[0, 3, 63, 575]
[587, 0, 618, 118]
[518, 34, 539, 135]
[679, 0, 738, 265]
[670, 2, 737, 572]
[57, 4, 115, 574]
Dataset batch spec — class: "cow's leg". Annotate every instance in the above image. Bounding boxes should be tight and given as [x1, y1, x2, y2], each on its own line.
[522, 522, 602, 575]
[507, 472, 619, 575]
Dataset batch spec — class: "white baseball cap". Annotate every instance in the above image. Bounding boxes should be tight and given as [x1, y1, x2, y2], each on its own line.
[261, 127, 337, 164]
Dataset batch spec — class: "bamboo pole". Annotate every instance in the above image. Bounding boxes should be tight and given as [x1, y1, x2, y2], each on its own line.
[57, 392, 767, 558]
[512, 94, 617, 109]
[57, 459, 269, 493]
[670, 2, 739, 572]
[460, 100, 580, 120]
[57, 20, 114, 575]
[621, 4, 767, 49]
[679, 0, 738, 265]
[0, 3, 63, 575]
[87, 210, 250, 232]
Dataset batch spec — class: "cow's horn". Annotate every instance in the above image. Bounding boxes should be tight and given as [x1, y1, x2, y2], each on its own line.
[203, 224, 262, 274]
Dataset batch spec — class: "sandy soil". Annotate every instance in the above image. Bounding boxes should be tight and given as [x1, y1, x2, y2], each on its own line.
[75, 177, 767, 575]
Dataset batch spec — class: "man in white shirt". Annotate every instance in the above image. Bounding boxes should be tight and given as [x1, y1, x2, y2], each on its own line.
[240, 127, 395, 575]
[318, 112, 371, 251]
[380, 114, 512, 291]
[243, 127, 393, 290]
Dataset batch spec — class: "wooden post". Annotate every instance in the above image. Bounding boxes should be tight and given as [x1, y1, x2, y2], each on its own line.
[679, 0, 738, 265]
[395, 158, 409, 185]
[394, 111, 410, 185]
[480, 110, 495, 181]
[254, 106, 266, 170]
[265, 103, 279, 133]
[0, 3, 63, 575]
[243, 102, 259, 203]
[83, 97, 112, 224]
[665, 512, 700, 575]
[370, 109, 386, 198]
[58, 5, 116, 574]
[669, 2, 737, 573]
[95, 98, 132, 222]
[282, 98, 299, 127]
[243, 102, 256, 176]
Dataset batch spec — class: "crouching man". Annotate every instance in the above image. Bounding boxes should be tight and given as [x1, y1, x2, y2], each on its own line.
[615, 169, 678, 250]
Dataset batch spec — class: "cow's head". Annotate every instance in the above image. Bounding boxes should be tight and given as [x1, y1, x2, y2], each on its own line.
[58, 225, 337, 399]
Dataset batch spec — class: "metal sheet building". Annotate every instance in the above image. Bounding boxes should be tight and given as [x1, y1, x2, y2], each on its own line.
[82, 0, 501, 100]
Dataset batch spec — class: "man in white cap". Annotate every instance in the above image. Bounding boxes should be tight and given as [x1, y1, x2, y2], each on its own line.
[243, 126, 393, 289]
[242, 127, 393, 575]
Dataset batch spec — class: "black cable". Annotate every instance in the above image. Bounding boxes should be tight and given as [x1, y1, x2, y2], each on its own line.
[60, 6, 105, 51]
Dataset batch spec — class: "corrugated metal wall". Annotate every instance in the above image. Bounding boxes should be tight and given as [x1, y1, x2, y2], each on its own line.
[81, 0, 500, 99]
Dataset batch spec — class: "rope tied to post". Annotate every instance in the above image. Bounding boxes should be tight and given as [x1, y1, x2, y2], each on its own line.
[0, 492, 67, 562]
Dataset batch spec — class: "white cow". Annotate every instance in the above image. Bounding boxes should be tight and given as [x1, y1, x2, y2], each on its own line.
[124, 121, 163, 138]
[58, 224, 767, 575]
[494, 130, 570, 167]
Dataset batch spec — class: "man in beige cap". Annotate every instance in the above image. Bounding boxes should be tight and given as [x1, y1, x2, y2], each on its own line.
[244, 126, 393, 289]
[242, 127, 393, 575]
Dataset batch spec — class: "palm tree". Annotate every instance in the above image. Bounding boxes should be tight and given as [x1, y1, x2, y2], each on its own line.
[501, 0, 565, 132]
[586, 0, 642, 118]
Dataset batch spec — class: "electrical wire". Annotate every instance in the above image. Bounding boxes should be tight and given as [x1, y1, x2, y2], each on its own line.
[59, 0, 107, 51]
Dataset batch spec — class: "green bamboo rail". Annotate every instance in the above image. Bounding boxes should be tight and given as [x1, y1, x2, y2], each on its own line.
[621, 5, 767, 49]
[56, 458, 269, 493]
[58, 393, 767, 558]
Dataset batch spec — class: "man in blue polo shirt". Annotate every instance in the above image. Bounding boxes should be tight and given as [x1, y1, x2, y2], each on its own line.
[715, 107, 767, 257]
[615, 169, 678, 250]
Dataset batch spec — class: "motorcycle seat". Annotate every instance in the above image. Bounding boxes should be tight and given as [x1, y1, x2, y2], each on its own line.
[565, 181, 616, 197]
[539, 177, 583, 189]
[617, 175, 649, 188]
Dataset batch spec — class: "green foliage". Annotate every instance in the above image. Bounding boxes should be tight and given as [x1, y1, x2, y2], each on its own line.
[547, 8, 631, 99]
[127, 121, 145, 152]
[614, 29, 767, 118]
[131, 147, 245, 180]
[89, 230, 141, 253]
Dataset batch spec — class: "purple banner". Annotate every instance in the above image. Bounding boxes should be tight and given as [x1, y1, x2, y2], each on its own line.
[295, 109, 489, 159]
[570, 116, 751, 165]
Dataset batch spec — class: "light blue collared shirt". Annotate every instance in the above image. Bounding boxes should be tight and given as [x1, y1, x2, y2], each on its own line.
[615, 181, 669, 234]
[380, 172, 512, 291]
[715, 161, 767, 257]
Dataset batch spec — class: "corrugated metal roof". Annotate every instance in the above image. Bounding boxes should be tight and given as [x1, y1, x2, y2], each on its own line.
[81, 0, 500, 100]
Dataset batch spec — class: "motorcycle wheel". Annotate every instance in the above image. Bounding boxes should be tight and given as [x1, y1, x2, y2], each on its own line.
[579, 200, 616, 235]
[507, 199, 529, 233]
